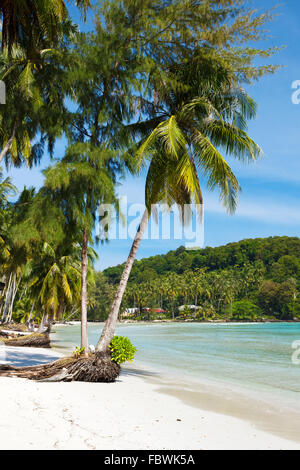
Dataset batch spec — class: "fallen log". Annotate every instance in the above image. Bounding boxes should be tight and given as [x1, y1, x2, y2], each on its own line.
[0, 323, 29, 332]
[0, 330, 32, 338]
[1, 332, 51, 348]
[0, 352, 121, 382]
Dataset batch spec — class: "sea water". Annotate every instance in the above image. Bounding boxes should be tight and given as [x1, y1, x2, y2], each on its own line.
[51, 322, 300, 411]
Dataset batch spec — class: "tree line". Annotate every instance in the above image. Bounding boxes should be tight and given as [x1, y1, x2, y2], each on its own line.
[0, 0, 280, 368]
[90, 237, 300, 322]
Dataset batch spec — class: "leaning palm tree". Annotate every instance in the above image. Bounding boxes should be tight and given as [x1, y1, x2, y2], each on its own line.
[96, 57, 261, 352]
[27, 242, 82, 328]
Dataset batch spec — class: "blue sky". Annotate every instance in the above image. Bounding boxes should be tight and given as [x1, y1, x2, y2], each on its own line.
[3, 0, 300, 269]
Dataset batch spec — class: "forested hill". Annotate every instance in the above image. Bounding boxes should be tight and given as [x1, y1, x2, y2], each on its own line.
[104, 236, 300, 284]
[89, 236, 300, 321]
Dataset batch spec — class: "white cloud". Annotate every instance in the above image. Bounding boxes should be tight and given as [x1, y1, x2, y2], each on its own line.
[205, 195, 300, 226]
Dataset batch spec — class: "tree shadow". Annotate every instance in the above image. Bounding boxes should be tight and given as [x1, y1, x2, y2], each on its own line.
[121, 366, 158, 378]
[0, 347, 61, 368]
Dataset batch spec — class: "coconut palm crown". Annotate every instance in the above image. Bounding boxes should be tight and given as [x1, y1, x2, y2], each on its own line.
[135, 53, 261, 215]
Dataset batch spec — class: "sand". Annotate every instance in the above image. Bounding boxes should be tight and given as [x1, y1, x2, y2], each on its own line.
[0, 345, 299, 450]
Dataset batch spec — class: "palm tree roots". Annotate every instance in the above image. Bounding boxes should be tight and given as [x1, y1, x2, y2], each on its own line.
[0, 352, 121, 382]
[1, 332, 51, 348]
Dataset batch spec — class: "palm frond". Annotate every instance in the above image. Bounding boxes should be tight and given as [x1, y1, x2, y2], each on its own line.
[192, 130, 240, 213]
[205, 120, 262, 162]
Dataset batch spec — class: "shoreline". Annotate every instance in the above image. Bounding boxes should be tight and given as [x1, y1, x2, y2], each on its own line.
[0, 345, 300, 450]
[54, 319, 300, 326]
[130, 361, 300, 445]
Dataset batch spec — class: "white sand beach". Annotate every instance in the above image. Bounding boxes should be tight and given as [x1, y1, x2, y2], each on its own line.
[0, 345, 299, 450]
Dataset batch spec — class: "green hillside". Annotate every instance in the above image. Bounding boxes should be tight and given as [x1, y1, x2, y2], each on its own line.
[88, 237, 300, 322]
[104, 236, 300, 284]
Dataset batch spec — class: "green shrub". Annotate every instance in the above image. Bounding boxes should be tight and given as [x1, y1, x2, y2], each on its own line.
[73, 346, 85, 358]
[109, 336, 137, 364]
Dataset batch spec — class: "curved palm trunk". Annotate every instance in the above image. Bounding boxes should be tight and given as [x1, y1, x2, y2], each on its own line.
[38, 312, 47, 333]
[0, 122, 17, 163]
[26, 301, 36, 330]
[7, 274, 21, 323]
[1, 273, 12, 323]
[96, 210, 149, 353]
[81, 228, 89, 357]
[7, 273, 16, 323]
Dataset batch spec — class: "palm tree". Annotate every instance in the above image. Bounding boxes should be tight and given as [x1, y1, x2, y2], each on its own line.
[0, 169, 18, 321]
[0, 1, 91, 51]
[0, 33, 71, 165]
[27, 242, 82, 328]
[43, 143, 117, 355]
[0, 0, 91, 166]
[0, 168, 16, 233]
[96, 57, 261, 353]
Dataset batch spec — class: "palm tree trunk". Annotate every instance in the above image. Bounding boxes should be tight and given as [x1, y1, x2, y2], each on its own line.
[7, 273, 16, 323]
[0, 122, 17, 163]
[38, 312, 47, 333]
[57, 302, 64, 322]
[96, 209, 149, 353]
[65, 306, 79, 323]
[81, 228, 89, 357]
[8, 274, 21, 323]
[18, 283, 28, 302]
[1, 273, 12, 323]
[0, 277, 6, 310]
[26, 301, 36, 330]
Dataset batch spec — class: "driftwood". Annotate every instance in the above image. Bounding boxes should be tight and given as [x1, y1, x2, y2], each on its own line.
[0, 352, 121, 382]
[1, 332, 51, 348]
[0, 329, 32, 338]
[0, 323, 29, 332]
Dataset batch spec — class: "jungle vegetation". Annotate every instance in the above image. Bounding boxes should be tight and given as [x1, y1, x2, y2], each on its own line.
[0, 0, 286, 381]
[94, 236, 300, 322]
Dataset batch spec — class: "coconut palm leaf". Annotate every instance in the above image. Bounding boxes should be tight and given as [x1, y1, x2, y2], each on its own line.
[204, 120, 261, 162]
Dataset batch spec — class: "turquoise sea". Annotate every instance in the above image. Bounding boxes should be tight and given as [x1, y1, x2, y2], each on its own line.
[51, 322, 300, 412]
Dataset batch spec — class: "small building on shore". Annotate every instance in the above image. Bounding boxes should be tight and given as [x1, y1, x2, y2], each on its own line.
[178, 305, 201, 312]
[121, 308, 139, 319]
[143, 308, 167, 315]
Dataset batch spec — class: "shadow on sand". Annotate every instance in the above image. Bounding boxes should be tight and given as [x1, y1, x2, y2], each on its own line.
[121, 366, 159, 379]
[0, 346, 61, 368]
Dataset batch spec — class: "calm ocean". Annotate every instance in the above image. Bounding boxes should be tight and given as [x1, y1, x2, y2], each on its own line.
[51, 322, 300, 410]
